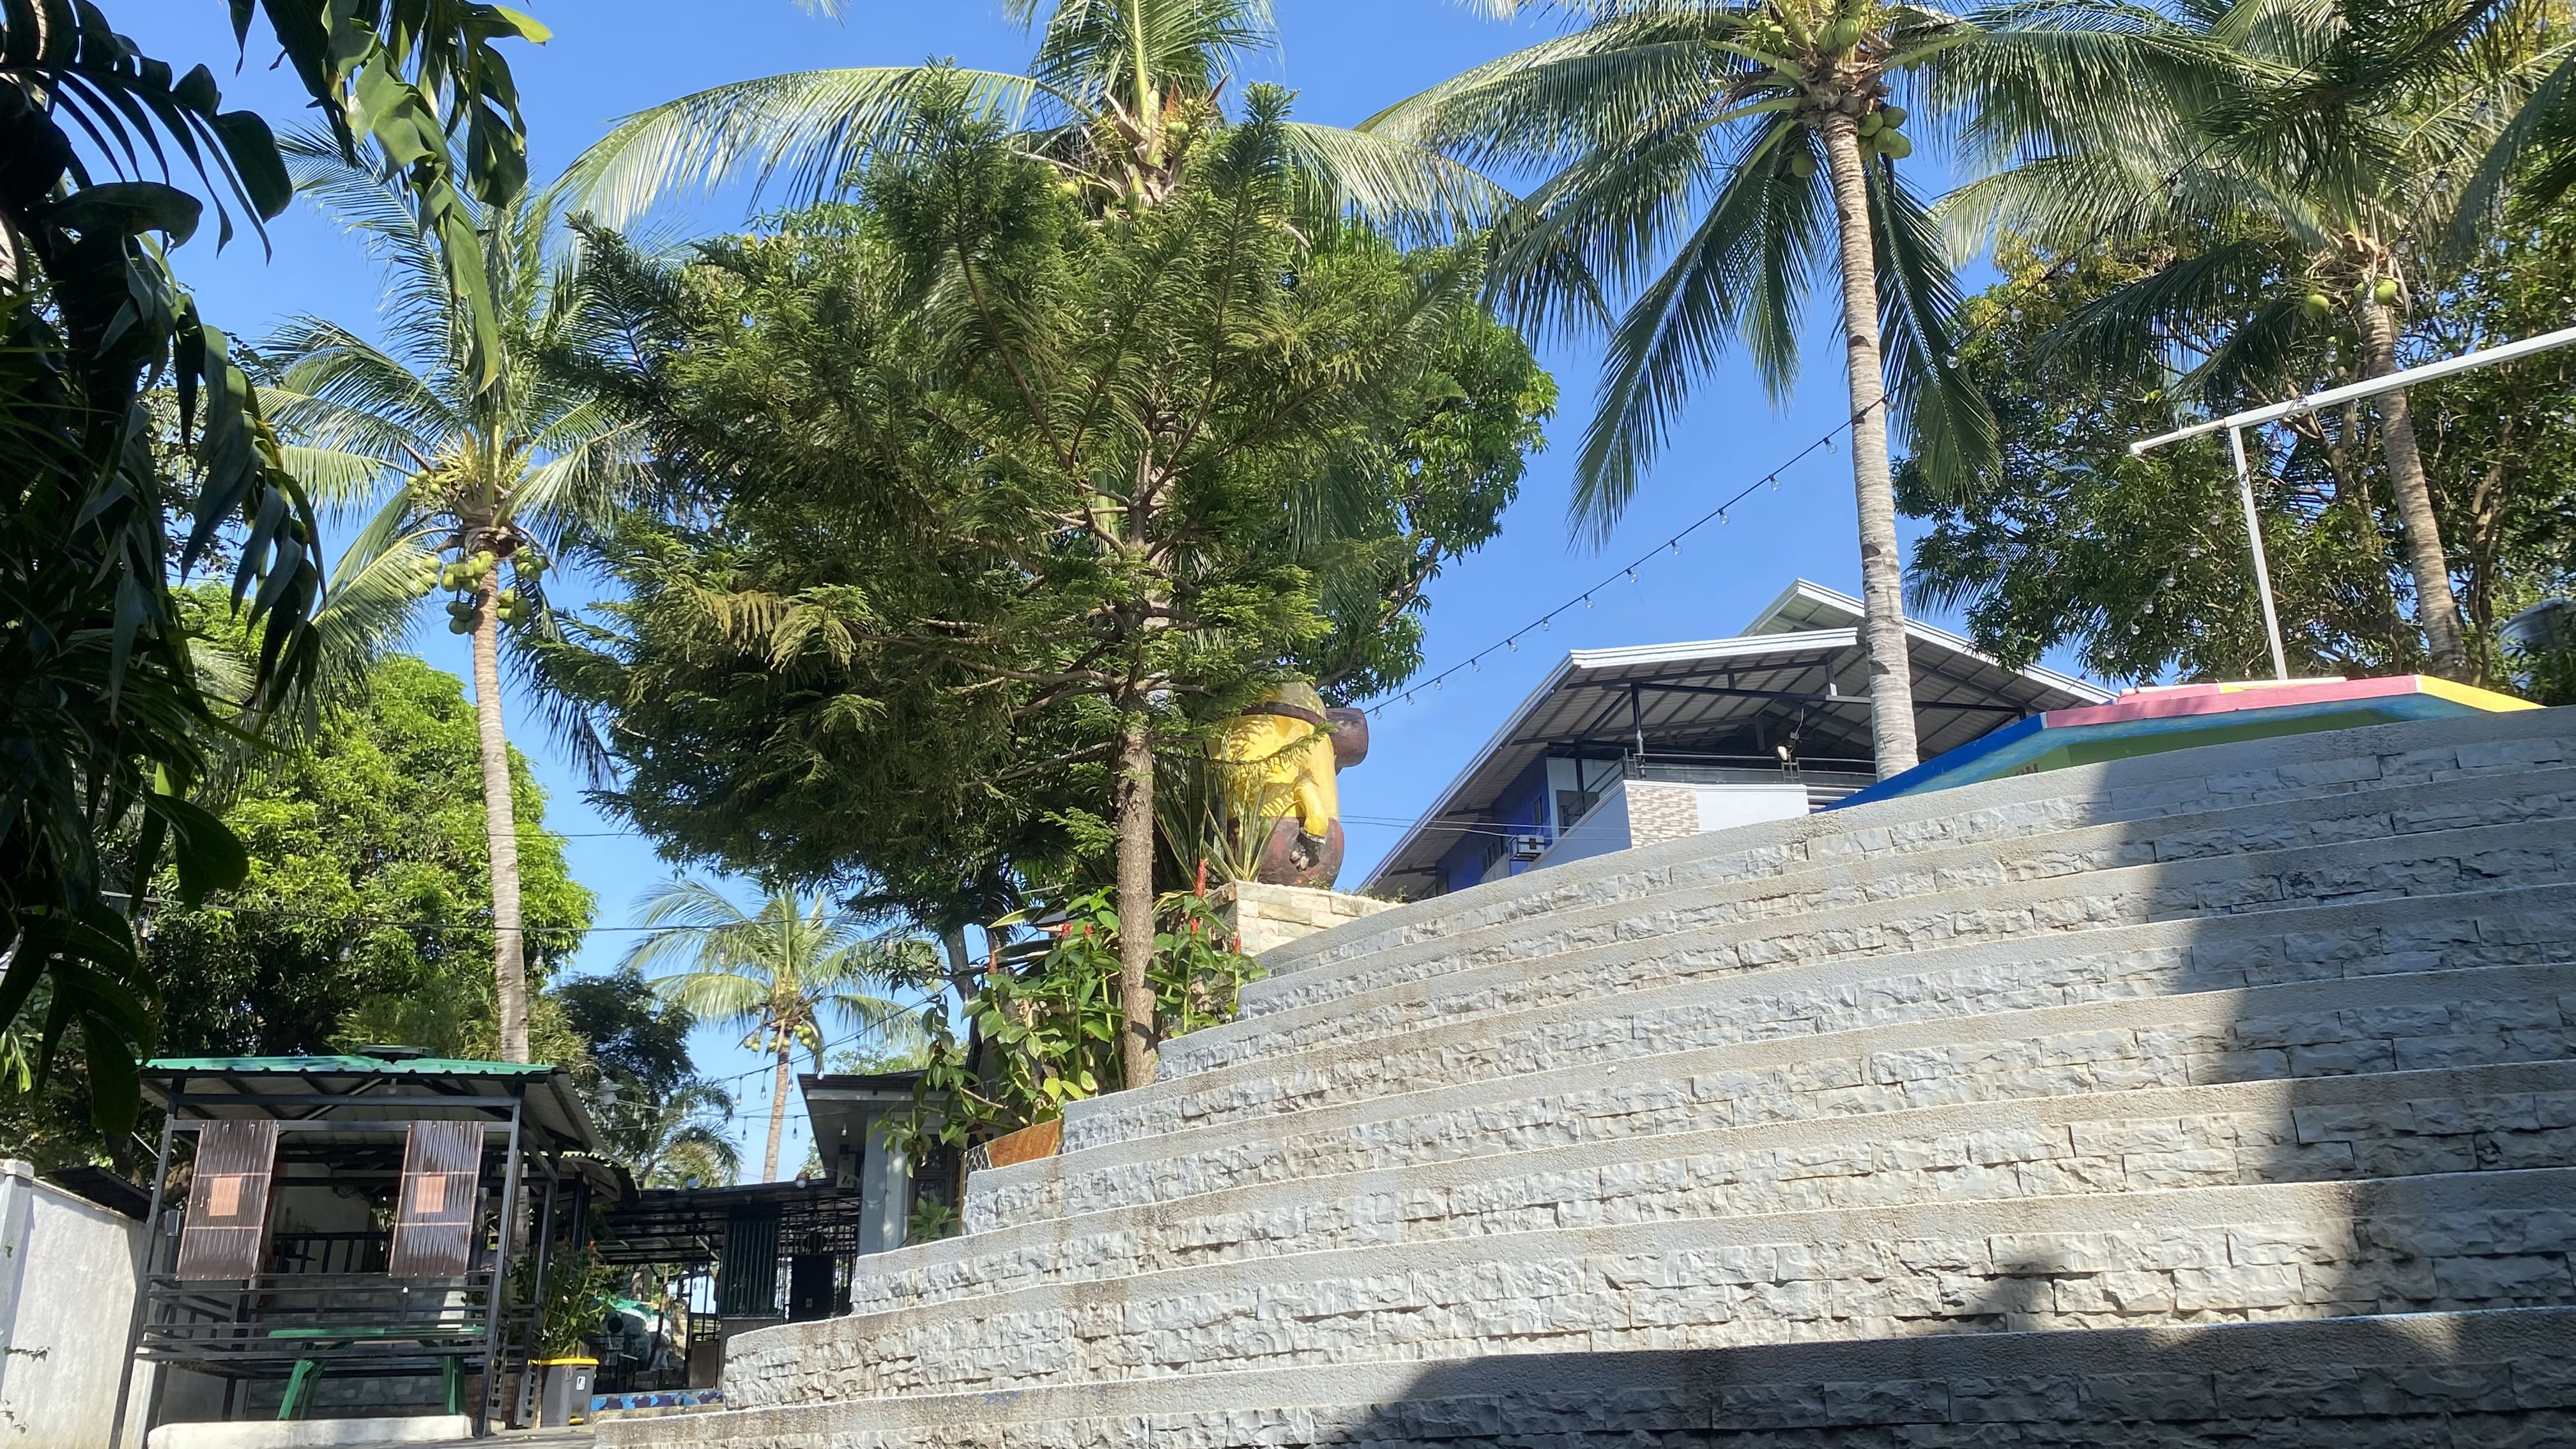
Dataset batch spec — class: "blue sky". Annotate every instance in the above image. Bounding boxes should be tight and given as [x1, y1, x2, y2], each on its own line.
[120, 0, 2043, 1172]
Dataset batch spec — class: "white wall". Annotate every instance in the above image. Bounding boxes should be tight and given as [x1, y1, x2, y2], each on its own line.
[1529, 784, 1633, 872]
[0, 1159, 152, 1448]
[1692, 783, 1811, 834]
[1531, 779, 1811, 875]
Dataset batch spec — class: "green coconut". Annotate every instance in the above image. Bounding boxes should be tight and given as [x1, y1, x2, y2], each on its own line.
[2373, 277, 2400, 305]
[1880, 104, 1907, 126]
[1788, 151, 1817, 179]
[1879, 129, 1912, 160]
[1859, 111, 1883, 137]
[2300, 293, 2331, 320]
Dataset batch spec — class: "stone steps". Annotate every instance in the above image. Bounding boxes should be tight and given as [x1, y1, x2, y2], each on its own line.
[862, 1057, 2576, 1319]
[1063, 819, 2576, 1154]
[974, 891, 2576, 1233]
[715, 1168, 2576, 1402]
[603, 1307, 2576, 1449]
[1248, 711, 2576, 997]
[1167, 765, 2576, 1081]
[615, 710, 2576, 1449]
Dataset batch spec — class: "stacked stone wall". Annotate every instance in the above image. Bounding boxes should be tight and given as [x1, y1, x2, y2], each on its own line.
[607, 708, 2576, 1449]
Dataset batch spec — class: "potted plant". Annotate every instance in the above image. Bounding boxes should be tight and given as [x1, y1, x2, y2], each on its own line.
[516, 1243, 617, 1425]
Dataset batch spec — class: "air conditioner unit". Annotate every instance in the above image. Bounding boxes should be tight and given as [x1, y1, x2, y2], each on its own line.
[1506, 833, 1549, 861]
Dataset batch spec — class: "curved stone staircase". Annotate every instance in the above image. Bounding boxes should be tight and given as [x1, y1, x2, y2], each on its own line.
[614, 709, 2576, 1448]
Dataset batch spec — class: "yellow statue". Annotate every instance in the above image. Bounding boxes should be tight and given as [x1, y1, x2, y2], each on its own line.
[1206, 680, 1369, 888]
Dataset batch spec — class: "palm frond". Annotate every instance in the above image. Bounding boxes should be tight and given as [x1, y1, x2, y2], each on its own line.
[560, 67, 1066, 227]
[1274, 122, 1517, 242]
[1871, 160, 1997, 498]
[1571, 113, 1821, 542]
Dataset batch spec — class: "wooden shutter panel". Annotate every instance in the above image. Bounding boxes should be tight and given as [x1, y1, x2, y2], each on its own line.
[176, 1119, 279, 1281]
[389, 1119, 484, 1277]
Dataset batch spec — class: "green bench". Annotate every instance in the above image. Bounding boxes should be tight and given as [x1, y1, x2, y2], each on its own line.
[265, 1328, 468, 1420]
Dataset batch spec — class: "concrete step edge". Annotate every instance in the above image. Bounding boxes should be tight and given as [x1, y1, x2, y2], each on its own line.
[601, 1307, 2576, 1445]
[972, 956, 2576, 1229]
[848, 1058, 2576, 1318]
[730, 1167, 2576, 1406]
[1230, 807, 2576, 1030]
[1261, 711, 2575, 982]
[1246, 746, 2576, 1011]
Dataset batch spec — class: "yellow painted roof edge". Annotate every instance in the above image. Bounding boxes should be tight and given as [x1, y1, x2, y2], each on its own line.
[2418, 675, 2543, 712]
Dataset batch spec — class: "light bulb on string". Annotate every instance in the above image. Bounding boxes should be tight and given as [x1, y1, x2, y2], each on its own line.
[1718, 510, 1729, 525]
[1507, 638, 1518, 651]
[1626, 569, 1637, 583]
[1669, 540, 1680, 555]
[1540, 617, 1551, 631]
[1584, 594, 1593, 608]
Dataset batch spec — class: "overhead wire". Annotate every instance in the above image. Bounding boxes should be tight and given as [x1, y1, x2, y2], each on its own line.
[1360, 29, 2357, 715]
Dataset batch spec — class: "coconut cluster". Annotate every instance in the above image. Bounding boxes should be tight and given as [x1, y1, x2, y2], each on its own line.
[438, 546, 545, 633]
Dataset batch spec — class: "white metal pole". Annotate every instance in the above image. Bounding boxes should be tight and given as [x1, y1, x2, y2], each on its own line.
[2227, 425, 2290, 680]
[2131, 320, 2576, 681]
[2130, 319, 2576, 456]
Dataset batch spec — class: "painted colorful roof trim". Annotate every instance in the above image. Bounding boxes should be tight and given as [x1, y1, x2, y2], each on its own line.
[1832, 675, 2540, 809]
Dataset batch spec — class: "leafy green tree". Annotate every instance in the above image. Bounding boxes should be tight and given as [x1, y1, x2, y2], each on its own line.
[2, 629, 592, 1171]
[1951, 0, 2560, 679]
[549, 93, 1549, 1087]
[555, 965, 745, 1188]
[622, 880, 924, 1183]
[560, 0, 1497, 236]
[1, 0, 542, 1128]
[1903, 224, 2576, 686]
[1366, 0, 2144, 774]
[263, 148, 642, 1064]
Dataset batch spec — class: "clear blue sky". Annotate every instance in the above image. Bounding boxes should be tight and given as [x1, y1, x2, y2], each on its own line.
[120, 1, 2054, 1173]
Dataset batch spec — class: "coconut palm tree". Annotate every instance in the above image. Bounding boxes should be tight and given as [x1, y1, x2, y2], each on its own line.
[622, 879, 924, 1183]
[1367, 1, 2149, 775]
[1951, 1, 2555, 680]
[261, 141, 643, 1062]
[601, 1080, 745, 1189]
[558, 0, 1501, 235]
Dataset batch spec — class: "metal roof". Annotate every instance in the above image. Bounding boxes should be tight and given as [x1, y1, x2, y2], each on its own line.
[1360, 581, 2109, 896]
[141, 1054, 601, 1156]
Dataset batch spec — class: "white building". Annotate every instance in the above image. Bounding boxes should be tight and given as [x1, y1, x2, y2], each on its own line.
[1361, 581, 2106, 898]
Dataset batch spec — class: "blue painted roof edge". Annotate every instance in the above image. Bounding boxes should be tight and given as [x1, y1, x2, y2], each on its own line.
[1825, 714, 2046, 811]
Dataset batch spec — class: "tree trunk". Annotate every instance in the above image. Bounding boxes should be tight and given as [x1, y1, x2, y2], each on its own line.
[1112, 708, 1159, 1091]
[762, 1043, 792, 1182]
[2356, 300, 2468, 679]
[1819, 114, 1919, 778]
[469, 590, 530, 1062]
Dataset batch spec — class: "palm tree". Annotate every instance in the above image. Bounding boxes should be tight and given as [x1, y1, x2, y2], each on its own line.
[601, 1080, 745, 1189]
[1365, 1, 2141, 775]
[622, 879, 923, 1183]
[558, 0, 1500, 235]
[261, 142, 642, 1062]
[1952, 2, 2553, 680]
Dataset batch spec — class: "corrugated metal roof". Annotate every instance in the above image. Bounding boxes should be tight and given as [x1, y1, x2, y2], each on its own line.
[142, 1054, 599, 1155]
[1358, 581, 2110, 896]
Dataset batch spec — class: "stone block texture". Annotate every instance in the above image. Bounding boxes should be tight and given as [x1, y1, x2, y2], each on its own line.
[608, 709, 2576, 1449]
[1216, 882, 1400, 959]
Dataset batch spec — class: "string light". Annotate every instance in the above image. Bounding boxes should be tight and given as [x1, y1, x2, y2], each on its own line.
[1353, 42, 2353, 724]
